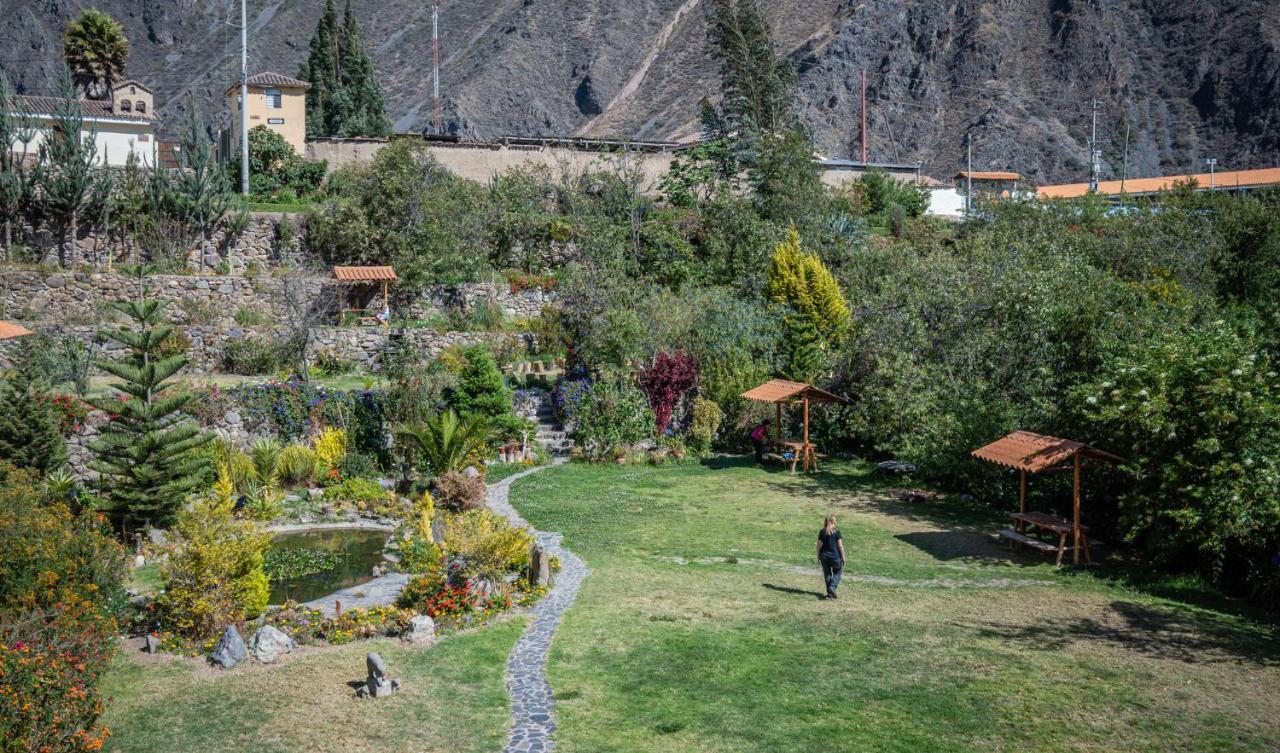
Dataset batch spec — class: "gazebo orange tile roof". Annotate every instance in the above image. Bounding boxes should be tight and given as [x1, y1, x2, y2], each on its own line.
[333, 266, 397, 281]
[971, 431, 1121, 473]
[0, 321, 34, 340]
[740, 379, 847, 404]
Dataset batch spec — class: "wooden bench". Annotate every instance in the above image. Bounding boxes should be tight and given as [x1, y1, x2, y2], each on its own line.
[996, 527, 1059, 554]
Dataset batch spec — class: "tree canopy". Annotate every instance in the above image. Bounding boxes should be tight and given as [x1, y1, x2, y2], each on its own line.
[300, 0, 391, 138]
[62, 10, 130, 100]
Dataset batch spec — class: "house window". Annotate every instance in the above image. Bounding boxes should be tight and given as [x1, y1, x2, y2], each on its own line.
[266, 88, 282, 108]
[136, 101, 146, 113]
[119, 99, 132, 112]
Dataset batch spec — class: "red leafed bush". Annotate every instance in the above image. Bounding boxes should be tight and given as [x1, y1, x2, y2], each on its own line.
[638, 351, 699, 433]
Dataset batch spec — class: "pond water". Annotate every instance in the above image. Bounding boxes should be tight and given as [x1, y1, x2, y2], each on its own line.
[267, 529, 389, 605]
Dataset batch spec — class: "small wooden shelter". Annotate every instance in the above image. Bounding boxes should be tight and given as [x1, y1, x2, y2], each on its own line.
[0, 321, 35, 340]
[741, 379, 848, 472]
[971, 431, 1122, 564]
[332, 266, 397, 326]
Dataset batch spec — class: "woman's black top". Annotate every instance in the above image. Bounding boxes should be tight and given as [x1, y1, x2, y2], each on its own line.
[818, 528, 843, 560]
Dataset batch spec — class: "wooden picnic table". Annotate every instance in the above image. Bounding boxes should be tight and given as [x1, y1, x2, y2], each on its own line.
[998, 511, 1092, 565]
[767, 439, 821, 474]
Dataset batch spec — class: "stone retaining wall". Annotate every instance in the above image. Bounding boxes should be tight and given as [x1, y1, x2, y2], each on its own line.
[306, 327, 534, 372]
[0, 322, 293, 373]
[19, 213, 313, 274]
[395, 283, 556, 320]
[0, 270, 334, 326]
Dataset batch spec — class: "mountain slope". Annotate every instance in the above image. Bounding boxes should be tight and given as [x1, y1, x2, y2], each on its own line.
[2, 0, 1276, 183]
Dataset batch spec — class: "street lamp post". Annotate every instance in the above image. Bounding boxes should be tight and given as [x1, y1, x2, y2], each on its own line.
[240, 0, 250, 196]
[1206, 158, 1217, 191]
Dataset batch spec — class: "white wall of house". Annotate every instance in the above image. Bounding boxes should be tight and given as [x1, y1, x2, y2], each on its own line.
[926, 187, 965, 218]
[8, 117, 158, 167]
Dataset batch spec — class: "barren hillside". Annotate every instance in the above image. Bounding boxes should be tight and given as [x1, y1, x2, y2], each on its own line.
[2, 0, 1276, 183]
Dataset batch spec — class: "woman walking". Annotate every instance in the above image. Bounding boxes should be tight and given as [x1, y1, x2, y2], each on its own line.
[817, 515, 846, 599]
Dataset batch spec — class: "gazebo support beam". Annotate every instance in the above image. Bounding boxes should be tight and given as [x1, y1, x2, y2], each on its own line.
[1072, 453, 1082, 565]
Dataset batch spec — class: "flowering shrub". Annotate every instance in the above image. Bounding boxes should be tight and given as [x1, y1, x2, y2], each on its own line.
[638, 350, 699, 433]
[264, 603, 414, 645]
[45, 393, 90, 436]
[0, 462, 126, 753]
[550, 376, 592, 428]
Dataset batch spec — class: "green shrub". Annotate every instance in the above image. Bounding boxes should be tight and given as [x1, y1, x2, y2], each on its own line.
[442, 508, 533, 581]
[453, 345, 528, 441]
[689, 397, 724, 455]
[337, 451, 380, 480]
[328, 475, 390, 505]
[278, 445, 321, 485]
[222, 336, 281, 375]
[159, 467, 271, 641]
[573, 377, 654, 460]
[234, 306, 267, 326]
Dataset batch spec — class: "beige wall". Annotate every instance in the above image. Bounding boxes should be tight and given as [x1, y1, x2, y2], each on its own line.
[229, 85, 307, 155]
[307, 138, 677, 191]
[819, 166, 921, 190]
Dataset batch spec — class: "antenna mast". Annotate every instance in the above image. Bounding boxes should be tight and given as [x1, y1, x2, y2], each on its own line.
[860, 68, 867, 163]
[432, 4, 442, 134]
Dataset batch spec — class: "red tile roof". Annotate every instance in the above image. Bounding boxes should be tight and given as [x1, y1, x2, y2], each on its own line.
[333, 266, 397, 282]
[1037, 167, 1280, 199]
[0, 321, 34, 340]
[6, 94, 157, 123]
[971, 431, 1121, 473]
[226, 72, 311, 95]
[740, 379, 848, 404]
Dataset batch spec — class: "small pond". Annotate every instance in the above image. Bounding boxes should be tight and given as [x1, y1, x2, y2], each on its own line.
[267, 529, 389, 605]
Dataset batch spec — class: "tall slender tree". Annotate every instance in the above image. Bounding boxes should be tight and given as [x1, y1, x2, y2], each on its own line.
[170, 103, 232, 264]
[301, 0, 390, 138]
[0, 73, 38, 259]
[62, 9, 130, 100]
[39, 69, 101, 268]
[88, 294, 211, 529]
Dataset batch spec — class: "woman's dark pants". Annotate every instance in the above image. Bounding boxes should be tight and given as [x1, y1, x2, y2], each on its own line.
[821, 556, 843, 596]
[753, 439, 765, 462]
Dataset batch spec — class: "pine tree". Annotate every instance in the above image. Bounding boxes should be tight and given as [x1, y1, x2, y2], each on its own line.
[87, 298, 211, 529]
[39, 68, 101, 268]
[0, 368, 68, 474]
[170, 103, 231, 263]
[780, 315, 825, 385]
[705, 0, 793, 136]
[302, 0, 389, 138]
[0, 72, 38, 260]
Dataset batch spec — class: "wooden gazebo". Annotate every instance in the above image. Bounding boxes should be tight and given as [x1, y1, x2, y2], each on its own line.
[741, 379, 848, 472]
[972, 431, 1122, 564]
[332, 266, 397, 326]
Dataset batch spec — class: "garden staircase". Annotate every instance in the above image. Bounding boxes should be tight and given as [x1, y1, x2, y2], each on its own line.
[532, 393, 574, 458]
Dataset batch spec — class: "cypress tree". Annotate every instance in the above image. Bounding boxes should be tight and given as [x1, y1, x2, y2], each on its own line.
[302, 0, 389, 138]
[87, 298, 211, 529]
[0, 368, 69, 474]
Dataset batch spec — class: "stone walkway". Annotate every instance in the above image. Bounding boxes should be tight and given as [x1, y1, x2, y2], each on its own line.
[302, 573, 410, 618]
[486, 463, 587, 753]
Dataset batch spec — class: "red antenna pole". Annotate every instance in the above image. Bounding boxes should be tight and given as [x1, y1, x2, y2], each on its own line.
[860, 68, 867, 162]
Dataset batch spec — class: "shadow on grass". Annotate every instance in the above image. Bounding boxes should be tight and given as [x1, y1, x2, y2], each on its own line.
[894, 530, 1043, 565]
[976, 600, 1280, 667]
[762, 582, 827, 600]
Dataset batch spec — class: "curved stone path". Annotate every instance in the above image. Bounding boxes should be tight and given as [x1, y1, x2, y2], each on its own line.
[486, 463, 587, 753]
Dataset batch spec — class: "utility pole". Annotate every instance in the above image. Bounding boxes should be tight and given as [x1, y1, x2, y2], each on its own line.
[1088, 99, 1100, 194]
[1206, 158, 1217, 190]
[432, 4, 442, 135]
[240, 0, 250, 196]
[1120, 115, 1130, 195]
[966, 131, 973, 216]
[860, 68, 867, 163]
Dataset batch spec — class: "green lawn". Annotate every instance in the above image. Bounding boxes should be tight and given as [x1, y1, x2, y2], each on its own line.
[511, 458, 1280, 753]
[100, 618, 524, 753]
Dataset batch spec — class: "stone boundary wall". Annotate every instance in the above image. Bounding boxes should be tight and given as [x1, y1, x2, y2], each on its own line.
[0, 323, 293, 373]
[395, 283, 555, 320]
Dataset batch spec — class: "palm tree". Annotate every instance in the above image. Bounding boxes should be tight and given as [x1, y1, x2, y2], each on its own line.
[63, 10, 130, 100]
[394, 411, 493, 476]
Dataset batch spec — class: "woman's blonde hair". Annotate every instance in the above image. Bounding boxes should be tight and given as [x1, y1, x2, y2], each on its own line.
[823, 515, 837, 534]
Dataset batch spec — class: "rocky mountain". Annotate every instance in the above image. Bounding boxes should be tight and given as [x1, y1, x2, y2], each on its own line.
[2, 0, 1277, 184]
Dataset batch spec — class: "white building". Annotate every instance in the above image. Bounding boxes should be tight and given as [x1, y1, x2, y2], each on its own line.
[5, 80, 159, 167]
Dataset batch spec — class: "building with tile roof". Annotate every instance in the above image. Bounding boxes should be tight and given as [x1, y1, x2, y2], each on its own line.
[4, 81, 159, 167]
[223, 71, 311, 157]
[1037, 166, 1280, 200]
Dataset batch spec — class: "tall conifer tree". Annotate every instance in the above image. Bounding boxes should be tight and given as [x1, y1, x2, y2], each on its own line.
[0, 368, 68, 474]
[88, 295, 210, 529]
[301, 0, 389, 138]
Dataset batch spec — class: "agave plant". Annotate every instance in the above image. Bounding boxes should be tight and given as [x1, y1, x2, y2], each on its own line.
[394, 410, 492, 475]
[43, 467, 79, 502]
[249, 437, 285, 493]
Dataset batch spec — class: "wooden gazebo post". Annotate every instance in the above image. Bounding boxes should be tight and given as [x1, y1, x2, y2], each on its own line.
[382, 279, 389, 327]
[1072, 453, 1082, 565]
[774, 403, 782, 444]
[802, 396, 811, 471]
